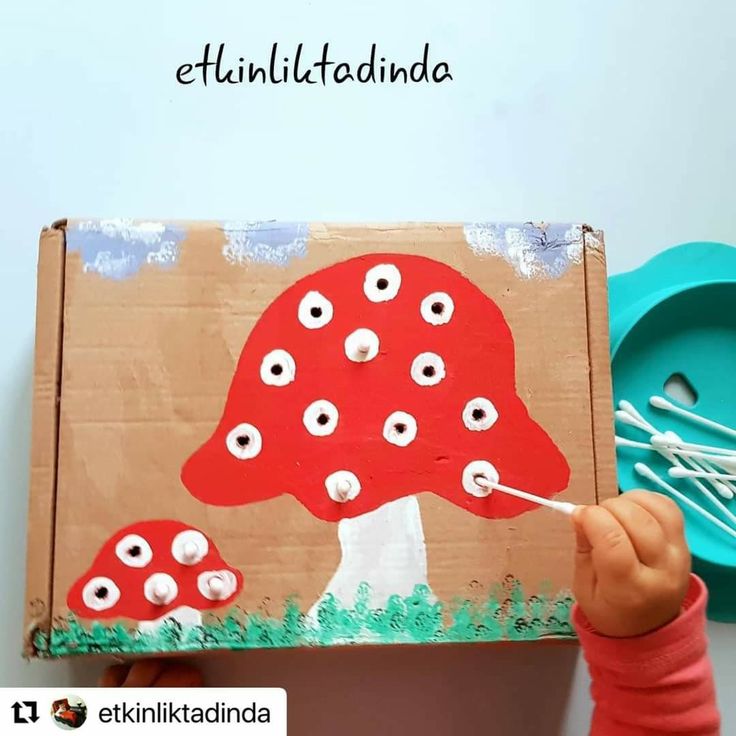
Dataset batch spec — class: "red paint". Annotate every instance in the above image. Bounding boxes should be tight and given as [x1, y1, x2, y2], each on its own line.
[182, 254, 570, 521]
[67, 520, 243, 621]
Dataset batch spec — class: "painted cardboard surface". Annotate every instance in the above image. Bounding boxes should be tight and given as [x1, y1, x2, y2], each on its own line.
[24, 220, 616, 657]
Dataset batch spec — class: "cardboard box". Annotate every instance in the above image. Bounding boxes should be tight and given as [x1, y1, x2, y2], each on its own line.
[24, 219, 615, 658]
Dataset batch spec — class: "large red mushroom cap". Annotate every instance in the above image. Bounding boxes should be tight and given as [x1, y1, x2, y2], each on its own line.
[67, 520, 243, 621]
[181, 253, 570, 521]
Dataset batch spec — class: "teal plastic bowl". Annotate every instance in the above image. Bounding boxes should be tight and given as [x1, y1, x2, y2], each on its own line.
[610, 243, 736, 621]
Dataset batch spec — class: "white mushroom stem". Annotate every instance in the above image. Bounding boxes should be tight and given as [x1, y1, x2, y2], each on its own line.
[137, 606, 202, 634]
[308, 495, 433, 619]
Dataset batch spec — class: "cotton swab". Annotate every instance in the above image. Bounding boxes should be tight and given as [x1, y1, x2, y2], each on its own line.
[615, 435, 736, 468]
[635, 463, 736, 540]
[662, 430, 736, 501]
[650, 434, 736, 458]
[473, 477, 577, 515]
[650, 395, 736, 441]
[669, 467, 736, 482]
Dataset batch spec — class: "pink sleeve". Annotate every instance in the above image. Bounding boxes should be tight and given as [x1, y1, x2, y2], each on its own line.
[573, 574, 720, 736]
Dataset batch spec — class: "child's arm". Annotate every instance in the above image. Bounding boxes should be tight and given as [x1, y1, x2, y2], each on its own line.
[571, 491, 720, 735]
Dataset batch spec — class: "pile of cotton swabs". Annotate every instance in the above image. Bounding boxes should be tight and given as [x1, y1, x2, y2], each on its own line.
[616, 396, 736, 541]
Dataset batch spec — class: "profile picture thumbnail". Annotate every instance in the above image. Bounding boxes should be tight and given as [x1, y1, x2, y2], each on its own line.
[50, 695, 88, 730]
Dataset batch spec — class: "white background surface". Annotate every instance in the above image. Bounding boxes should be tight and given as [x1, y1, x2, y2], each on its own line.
[1, 1, 735, 733]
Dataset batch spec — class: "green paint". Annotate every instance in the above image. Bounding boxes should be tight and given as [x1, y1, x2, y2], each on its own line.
[36, 578, 575, 658]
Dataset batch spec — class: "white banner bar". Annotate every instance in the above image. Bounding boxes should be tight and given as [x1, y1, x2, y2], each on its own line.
[1, 688, 286, 735]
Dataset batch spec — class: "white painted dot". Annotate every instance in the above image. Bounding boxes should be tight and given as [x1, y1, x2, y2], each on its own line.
[115, 534, 153, 568]
[226, 423, 262, 460]
[462, 460, 500, 498]
[364, 264, 401, 302]
[144, 573, 178, 606]
[303, 399, 339, 436]
[383, 411, 418, 447]
[298, 291, 334, 329]
[197, 570, 238, 601]
[420, 292, 455, 326]
[325, 470, 361, 503]
[260, 349, 296, 387]
[410, 352, 446, 386]
[462, 397, 499, 431]
[344, 328, 380, 362]
[171, 530, 209, 566]
[82, 576, 120, 612]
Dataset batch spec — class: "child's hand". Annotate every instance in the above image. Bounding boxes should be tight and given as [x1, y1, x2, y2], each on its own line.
[99, 659, 203, 687]
[572, 490, 691, 638]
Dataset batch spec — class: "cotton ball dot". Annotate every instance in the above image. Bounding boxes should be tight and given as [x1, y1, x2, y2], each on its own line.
[410, 352, 446, 386]
[115, 534, 153, 568]
[364, 264, 401, 302]
[462, 460, 500, 498]
[344, 328, 380, 362]
[144, 573, 178, 606]
[298, 291, 334, 329]
[226, 423, 262, 460]
[325, 470, 361, 503]
[171, 529, 209, 566]
[462, 397, 498, 431]
[82, 576, 120, 612]
[383, 411, 418, 447]
[260, 349, 296, 387]
[420, 292, 454, 326]
[303, 399, 339, 436]
[198, 570, 237, 601]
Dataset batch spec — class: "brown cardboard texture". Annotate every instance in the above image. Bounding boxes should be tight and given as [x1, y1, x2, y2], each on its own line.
[25, 220, 615, 658]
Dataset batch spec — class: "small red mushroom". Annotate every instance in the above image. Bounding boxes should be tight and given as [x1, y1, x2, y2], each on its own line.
[67, 520, 243, 627]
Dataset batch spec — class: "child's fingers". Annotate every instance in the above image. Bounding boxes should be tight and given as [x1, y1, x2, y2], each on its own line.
[621, 490, 685, 541]
[152, 663, 204, 687]
[120, 659, 167, 687]
[601, 497, 667, 566]
[98, 664, 130, 687]
[571, 510, 595, 602]
[576, 505, 639, 582]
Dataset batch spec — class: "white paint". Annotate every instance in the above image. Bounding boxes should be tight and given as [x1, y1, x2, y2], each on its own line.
[420, 291, 455, 325]
[635, 463, 736, 540]
[461, 460, 500, 497]
[382, 411, 418, 447]
[197, 570, 238, 601]
[171, 530, 209, 566]
[137, 606, 202, 634]
[344, 327, 380, 362]
[115, 533, 153, 568]
[297, 290, 333, 329]
[650, 395, 736, 440]
[260, 349, 296, 387]
[303, 399, 339, 437]
[81, 577, 120, 612]
[462, 397, 498, 431]
[410, 352, 446, 386]
[363, 263, 401, 302]
[309, 496, 431, 616]
[144, 573, 178, 606]
[324, 470, 361, 502]
[225, 423, 262, 459]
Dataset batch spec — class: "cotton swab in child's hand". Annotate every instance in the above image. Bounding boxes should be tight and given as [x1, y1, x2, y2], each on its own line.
[669, 467, 736, 482]
[635, 463, 736, 540]
[473, 476, 577, 515]
[649, 395, 736, 440]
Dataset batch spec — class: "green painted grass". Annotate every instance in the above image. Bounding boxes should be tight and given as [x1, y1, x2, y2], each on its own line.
[36, 577, 575, 658]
